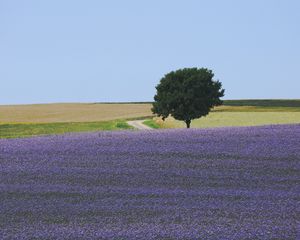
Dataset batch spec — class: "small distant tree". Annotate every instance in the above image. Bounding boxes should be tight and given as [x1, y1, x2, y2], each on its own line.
[152, 68, 225, 128]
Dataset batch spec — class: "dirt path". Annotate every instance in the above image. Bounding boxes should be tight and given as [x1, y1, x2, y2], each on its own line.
[127, 120, 153, 130]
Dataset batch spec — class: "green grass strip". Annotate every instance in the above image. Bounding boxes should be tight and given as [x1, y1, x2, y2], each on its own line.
[0, 120, 133, 139]
[142, 119, 160, 129]
[223, 99, 300, 107]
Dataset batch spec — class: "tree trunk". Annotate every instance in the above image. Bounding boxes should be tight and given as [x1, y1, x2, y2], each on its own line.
[185, 119, 191, 129]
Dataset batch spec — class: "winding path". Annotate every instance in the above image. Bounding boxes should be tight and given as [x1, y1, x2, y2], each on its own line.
[127, 120, 153, 130]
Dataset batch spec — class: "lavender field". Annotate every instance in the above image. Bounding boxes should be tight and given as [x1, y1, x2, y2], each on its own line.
[0, 125, 299, 239]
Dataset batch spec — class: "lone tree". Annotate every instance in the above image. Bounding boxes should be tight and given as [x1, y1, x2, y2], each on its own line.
[152, 68, 225, 128]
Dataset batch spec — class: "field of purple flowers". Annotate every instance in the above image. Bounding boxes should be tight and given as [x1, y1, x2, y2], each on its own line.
[0, 124, 299, 239]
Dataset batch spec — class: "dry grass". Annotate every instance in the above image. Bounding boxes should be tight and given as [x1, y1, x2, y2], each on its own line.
[1, 102, 299, 125]
[0, 103, 153, 123]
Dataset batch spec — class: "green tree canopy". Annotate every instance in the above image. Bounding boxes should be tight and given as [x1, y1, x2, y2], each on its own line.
[152, 68, 225, 128]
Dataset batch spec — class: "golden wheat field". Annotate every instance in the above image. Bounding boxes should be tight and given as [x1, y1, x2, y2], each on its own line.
[0, 103, 153, 123]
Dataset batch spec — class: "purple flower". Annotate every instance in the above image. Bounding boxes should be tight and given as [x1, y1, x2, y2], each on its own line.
[0, 124, 299, 239]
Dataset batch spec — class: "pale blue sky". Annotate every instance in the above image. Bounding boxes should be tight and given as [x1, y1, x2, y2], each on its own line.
[0, 0, 299, 104]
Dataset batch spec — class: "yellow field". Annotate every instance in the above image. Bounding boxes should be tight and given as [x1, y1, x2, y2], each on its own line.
[154, 112, 300, 128]
[0, 103, 153, 123]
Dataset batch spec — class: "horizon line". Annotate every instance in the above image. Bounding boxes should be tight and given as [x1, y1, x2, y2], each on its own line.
[1, 98, 300, 106]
